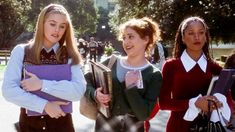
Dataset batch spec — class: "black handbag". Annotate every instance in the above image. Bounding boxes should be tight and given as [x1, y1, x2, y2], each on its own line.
[190, 112, 209, 132]
[190, 100, 227, 132]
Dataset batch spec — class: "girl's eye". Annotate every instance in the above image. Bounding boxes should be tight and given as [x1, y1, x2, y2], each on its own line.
[122, 36, 126, 40]
[59, 25, 65, 29]
[199, 31, 205, 34]
[188, 32, 194, 35]
[128, 35, 134, 39]
[50, 23, 56, 26]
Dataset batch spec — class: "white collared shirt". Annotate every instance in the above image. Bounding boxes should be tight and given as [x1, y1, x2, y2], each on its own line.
[42, 42, 60, 53]
[2, 44, 86, 114]
[180, 50, 207, 73]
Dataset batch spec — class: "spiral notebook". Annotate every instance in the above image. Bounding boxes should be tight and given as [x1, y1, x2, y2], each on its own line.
[24, 64, 72, 116]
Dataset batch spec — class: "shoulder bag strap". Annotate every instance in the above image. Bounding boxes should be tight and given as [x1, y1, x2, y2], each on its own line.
[107, 54, 117, 69]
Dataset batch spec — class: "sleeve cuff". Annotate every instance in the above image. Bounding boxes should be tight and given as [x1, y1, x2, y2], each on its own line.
[183, 94, 202, 121]
[41, 80, 50, 92]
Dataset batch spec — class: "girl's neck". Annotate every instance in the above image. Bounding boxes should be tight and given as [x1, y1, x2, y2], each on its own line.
[125, 56, 148, 67]
[186, 49, 203, 61]
[43, 41, 55, 50]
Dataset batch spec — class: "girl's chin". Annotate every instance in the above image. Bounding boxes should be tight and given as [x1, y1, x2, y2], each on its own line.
[126, 53, 135, 57]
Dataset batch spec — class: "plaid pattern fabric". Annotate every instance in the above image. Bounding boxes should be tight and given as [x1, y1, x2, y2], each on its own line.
[95, 113, 144, 132]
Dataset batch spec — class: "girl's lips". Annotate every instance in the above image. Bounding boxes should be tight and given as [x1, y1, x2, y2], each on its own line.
[194, 42, 201, 45]
[52, 34, 58, 38]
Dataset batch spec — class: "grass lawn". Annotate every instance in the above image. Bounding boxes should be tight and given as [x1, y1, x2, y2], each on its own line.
[0, 65, 6, 74]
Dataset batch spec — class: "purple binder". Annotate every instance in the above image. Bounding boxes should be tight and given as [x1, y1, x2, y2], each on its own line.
[210, 69, 235, 95]
[24, 64, 72, 116]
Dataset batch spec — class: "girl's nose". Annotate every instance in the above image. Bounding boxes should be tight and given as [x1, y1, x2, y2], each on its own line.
[55, 26, 59, 32]
[194, 33, 199, 40]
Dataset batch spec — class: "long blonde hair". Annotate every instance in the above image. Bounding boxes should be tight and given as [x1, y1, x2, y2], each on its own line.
[30, 3, 81, 64]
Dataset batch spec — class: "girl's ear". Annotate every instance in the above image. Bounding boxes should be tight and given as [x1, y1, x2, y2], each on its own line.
[144, 36, 149, 44]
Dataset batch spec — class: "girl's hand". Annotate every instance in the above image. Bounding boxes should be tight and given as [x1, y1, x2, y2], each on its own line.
[125, 70, 139, 88]
[195, 96, 209, 112]
[206, 95, 223, 111]
[21, 70, 42, 91]
[95, 87, 111, 107]
[195, 95, 223, 112]
[44, 101, 69, 119]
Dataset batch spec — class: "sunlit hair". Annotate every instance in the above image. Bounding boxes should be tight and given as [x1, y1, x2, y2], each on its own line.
[173, 16, 211, 59]
[29, 3, 81, 64]
[118, 17, 160, 58]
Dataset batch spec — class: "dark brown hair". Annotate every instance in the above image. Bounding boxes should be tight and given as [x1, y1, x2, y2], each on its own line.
[224, 50, 235, 69]
[173, 16, 211, 59]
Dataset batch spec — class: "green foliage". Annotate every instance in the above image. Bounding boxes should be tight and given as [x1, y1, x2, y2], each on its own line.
[169, 0, 235, 43]
[26, 0, 55, 32]
[0, 65, 6, 72]
[27, 0, 98, 37]
[104, 45, 115, 56]
[0, 0, 31, 48]
[109, 0, 235, 43]
[61, 0, 98, 37]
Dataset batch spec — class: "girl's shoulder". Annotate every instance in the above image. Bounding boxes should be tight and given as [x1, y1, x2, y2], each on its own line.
[101, 54, 120, 66]
[207, 59, 222, 73]
[164, 58, 181, 65]
[13, 43, 28, 49]
[11, 43, 29, 54]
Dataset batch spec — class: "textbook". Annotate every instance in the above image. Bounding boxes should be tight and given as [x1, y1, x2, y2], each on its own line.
[24, 64, 72, 116]
[89, 60, 112, 118]
[207, 69, 235, 95]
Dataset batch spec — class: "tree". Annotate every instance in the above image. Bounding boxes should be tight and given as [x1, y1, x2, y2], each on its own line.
[0, 0, 31, 49]
[109, 0, 172, 40]
[109, 0, 150, 34]
[169, 0, 235, 43]
[96, 7, 115, 41]
[28, 0, 98, 38]
[61, 0, 98, 37]
[27, 0, 55, 31]
[109, 0, 235, 43]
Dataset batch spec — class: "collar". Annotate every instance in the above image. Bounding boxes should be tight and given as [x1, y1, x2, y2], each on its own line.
[180, 50, 207, 73]
[120, 57, 150, 71]
[42, 43, 60, 53]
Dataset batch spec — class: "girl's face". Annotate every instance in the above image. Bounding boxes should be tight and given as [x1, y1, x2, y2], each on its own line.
[122, 27, 148, 57]
[43, 13, 67, 47]
[182, 21, 207, 53]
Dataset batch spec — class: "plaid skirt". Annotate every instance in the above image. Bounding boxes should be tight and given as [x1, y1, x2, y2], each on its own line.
[19, 108, 74, 132]
[95, 113, 144, 132]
